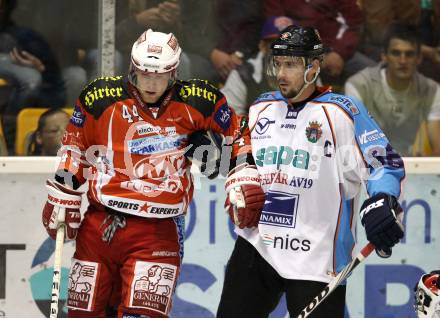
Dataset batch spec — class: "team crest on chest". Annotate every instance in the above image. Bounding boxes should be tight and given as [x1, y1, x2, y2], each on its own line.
[305, 121, 322, 143]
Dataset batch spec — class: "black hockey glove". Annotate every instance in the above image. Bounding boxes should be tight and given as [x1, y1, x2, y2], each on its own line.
[360, 193, 404, 258]
[185, 130, 225, 179]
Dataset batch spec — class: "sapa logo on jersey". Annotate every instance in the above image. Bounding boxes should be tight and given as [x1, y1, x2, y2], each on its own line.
[358, 129, 385, 145]
[262, 233, 311, 252]
[260, 191, 299, 228]
[255, 146, 310, 170]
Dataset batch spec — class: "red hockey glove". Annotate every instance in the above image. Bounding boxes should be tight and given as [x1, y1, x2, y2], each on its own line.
[42, 179, 82, 241]
[224, 165, 265, 229]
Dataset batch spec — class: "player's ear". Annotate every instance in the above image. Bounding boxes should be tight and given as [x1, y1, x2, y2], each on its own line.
[35, 131, 43, 145]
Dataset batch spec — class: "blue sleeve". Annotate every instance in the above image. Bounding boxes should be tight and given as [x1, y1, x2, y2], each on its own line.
[329, 94, 405, 198]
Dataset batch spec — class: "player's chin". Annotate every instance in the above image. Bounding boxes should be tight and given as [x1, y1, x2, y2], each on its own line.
[141, 92, 160, 103]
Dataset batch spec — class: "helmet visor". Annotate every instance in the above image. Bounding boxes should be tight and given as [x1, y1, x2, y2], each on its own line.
[266, 55, 306, 78]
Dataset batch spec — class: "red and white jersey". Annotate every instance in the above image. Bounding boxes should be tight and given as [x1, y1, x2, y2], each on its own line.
[59, 76, 248, 218]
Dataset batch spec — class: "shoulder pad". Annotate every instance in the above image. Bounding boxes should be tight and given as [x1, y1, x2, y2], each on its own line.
[175, 79, 222, 117]
[322, 93, 360, 116]
[254, 91, 285, 104]
[79, 76, 130, 118]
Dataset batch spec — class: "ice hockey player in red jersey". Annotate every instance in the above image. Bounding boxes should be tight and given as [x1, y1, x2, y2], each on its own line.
[40, 29, 257, 317]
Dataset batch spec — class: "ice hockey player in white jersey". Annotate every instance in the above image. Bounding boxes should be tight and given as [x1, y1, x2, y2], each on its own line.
[217, 25, 406, 318]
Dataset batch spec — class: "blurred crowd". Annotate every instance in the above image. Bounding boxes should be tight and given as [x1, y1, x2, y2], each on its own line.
[0, 0, 439, 157]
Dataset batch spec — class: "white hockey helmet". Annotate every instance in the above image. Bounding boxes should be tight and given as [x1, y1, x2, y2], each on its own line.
[415, 271, 440, 318]
[129, 29, 181, 78]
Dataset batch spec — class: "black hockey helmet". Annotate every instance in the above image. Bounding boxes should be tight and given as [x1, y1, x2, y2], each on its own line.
[270, 25, 325, 59]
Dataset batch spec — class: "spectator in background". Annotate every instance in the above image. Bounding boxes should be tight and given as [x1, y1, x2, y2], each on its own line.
[359, 0, 440, 82]
[418, 0, 440, 82]
[221, 16, 293, 114]
[211, 0, 263, 80]
[345, 23, 440, 156]
[61, 0, 125, 105]
[179, 0, 223, 82]
[264, 0, 375, 86]
[14, 0, 126, 106]
[0, 0, 66, 153]
[359, 0, 421, 61]
[26, 108, 69, 156]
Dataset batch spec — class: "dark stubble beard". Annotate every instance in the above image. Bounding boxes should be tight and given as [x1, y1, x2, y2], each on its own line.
[279, 81, 303, 99]
[281, 87, 300, 99]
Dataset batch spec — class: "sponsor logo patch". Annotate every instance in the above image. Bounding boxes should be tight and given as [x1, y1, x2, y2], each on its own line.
[127, 135, 186, 155]
[138, 202, 183, 217]
[255, 117, 275, 135]
[122, 314, 151, 318]
[260, 190, 299, 228]
[136, 123, 176, 136]
[108, 199, 140, 211]
[285, 108, 298, 119]
[262, 234, 311, 252]
[214, 103, 231, 130]
[70, 105, 86, 127]
[167, 34, 179, 51]
[179, 82, 218, 103]
[83, 82, 124, 107]
[358, 129, 385, 145]
[305, 121, 322, 143]
[129, 261, 177, 315]
[147, 45, 162, 54]
[152, 251, 179, 257]
[281, 123, 296, 129]
[67, 259, 99, 311]
[329, 95, 359, 115]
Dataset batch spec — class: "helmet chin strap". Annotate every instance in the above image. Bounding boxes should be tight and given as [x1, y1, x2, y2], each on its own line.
[167, 69, 177, 89]
[289, 65, 320, 102]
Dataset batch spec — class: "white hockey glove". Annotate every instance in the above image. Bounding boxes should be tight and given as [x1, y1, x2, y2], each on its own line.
[42, 179, 82, 241]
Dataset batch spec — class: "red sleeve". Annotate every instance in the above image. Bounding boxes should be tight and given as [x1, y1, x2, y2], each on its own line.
[179, 79, 252, 164]
[199, 94, 252, 161]
[57, 100, 94, 185]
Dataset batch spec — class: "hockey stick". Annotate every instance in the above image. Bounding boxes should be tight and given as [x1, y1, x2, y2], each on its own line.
[50, 219, 65, 317]
[297, 242, 375, 318]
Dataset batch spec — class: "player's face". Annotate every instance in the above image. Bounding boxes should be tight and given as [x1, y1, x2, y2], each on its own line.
[134, 70, 172, 103]
[383, 39, 421, 81]
[273, 56, 306, 99]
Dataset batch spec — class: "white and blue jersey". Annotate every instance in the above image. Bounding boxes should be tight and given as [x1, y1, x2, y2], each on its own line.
[237, 88, 405, 283]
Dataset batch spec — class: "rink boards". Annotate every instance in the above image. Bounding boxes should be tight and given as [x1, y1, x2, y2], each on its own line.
[0, 157, 438, 318]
